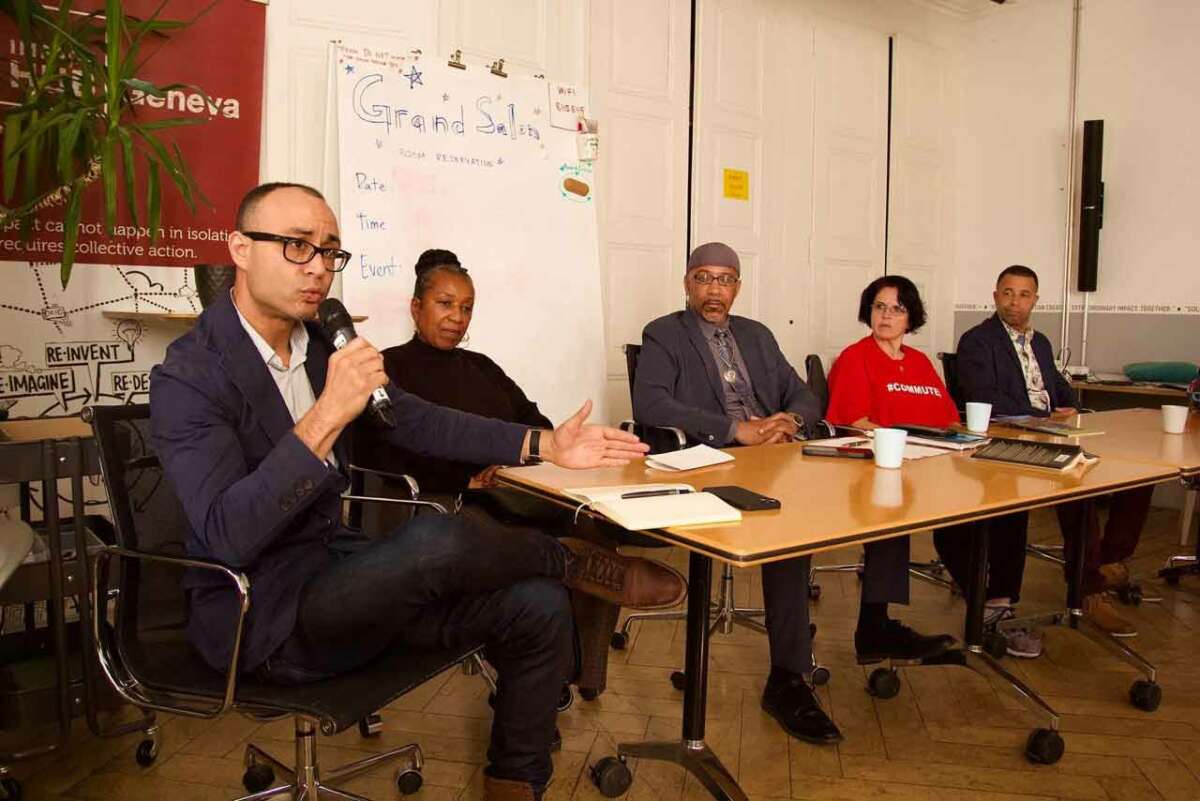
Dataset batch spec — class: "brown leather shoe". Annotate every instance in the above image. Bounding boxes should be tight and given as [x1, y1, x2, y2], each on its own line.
[1098, 561, 1131, 590]
[484, 776, 540, 801]
[1083, 592, 1137, 638]
[560, 537, 687, 610]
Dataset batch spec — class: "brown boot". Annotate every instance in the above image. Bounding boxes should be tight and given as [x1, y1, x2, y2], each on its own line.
[560, 537, 687, 610]
[1098, 561, 1131, 590]
[484, 776, 540, 801]
[1083, 592, 1137, 638]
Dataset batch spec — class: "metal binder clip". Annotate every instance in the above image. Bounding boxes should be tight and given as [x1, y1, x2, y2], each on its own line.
[447, 49, 466, 70]
[489, 58, 507, 78]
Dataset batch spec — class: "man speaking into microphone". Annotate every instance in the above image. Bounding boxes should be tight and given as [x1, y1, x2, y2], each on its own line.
[150, 182, 685, 801]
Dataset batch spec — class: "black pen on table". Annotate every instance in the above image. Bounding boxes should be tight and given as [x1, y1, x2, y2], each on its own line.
[620, 489, 692, 499]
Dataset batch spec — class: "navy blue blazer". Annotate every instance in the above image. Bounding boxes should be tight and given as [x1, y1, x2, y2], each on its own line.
[956, 313, 1077, 417]
[633, 310, 822, 445]
[149, 294, 527, 674]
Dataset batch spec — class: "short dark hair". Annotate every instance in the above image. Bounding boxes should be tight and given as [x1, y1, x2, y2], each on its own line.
[235, 182, 325, 230]
[857, 275, 927, 334]
[413, 248, 471, 298]
[996, 264, 1039, 289]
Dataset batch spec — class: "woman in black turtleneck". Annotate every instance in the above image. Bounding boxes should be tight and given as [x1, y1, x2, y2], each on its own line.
[358, 250, 625, 700]
[373, 249, 552, 495]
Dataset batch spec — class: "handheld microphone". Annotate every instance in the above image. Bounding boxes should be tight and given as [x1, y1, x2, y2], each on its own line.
[317, 298, 395, 428]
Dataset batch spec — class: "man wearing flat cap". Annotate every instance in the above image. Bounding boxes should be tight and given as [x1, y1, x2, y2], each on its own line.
[633, 242, 943, 746]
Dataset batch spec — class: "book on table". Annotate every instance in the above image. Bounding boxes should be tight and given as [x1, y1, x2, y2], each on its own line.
[994, 416, 1104, 437]
[888, 424, 989, 451]
[563, 484, 742, 531]
[969, 437, 1098, 472]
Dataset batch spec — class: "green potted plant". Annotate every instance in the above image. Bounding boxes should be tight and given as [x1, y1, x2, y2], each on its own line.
[0, 0, 209, 287]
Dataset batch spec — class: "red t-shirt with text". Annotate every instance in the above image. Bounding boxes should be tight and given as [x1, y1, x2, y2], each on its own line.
[825, 336, 959, 428]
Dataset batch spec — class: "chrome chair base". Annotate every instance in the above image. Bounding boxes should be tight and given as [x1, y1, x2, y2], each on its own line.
[235, 717, 422, 801]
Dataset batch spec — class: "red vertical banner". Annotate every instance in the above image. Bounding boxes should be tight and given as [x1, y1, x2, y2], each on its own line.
[0, 0, 265, 267]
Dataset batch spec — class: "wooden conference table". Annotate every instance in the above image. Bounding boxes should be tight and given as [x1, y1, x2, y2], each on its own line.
[498, 420, 1181, 801]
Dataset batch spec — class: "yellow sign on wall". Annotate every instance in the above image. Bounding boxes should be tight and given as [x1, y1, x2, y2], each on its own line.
[722, 168, 750, 201]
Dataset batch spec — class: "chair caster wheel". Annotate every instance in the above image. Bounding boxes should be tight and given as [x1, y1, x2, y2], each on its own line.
[579, 687, 601, 702]
[135, 736, 159, 767]
[808, 583, 822, 601]
[0, 776, 22, 801]
[558, 684, 574, 712]
[866, 667, 900, 699]
[396, 768, 424, 795]
[610, 631, 629, 650]
[1025, 728, 1064, 765]
[669, 671, 687, 691]
[983, 631, 1008, 660]
[243, 763, 276, 794]
[1117, 585, 1143, 606]
[811, 666, 831, 686]
[1130, 679, 1162, 712]
[359, 713, 383, 738]
[590, 756, 632, 798]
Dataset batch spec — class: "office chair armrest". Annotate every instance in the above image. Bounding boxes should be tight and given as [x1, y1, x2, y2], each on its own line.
[347, 463, 421, 498]
[812, 420, 837, 439]
[620, 420, 687, 451]
[341, 495, 449, 515]
[90, 545, 250, 720]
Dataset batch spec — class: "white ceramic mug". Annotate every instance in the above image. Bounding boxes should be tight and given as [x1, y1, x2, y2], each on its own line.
[1162, 404, 1190, 434]
[965, 401, 993, 434]
[873, 428, 908, 469]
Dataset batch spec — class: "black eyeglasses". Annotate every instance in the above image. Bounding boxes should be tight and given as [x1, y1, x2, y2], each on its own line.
[240, 231, 352, 273]
[690, 271, 740, 287]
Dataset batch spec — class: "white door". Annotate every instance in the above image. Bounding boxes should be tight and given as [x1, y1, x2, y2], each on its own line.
[589, 0, 692, 420]
[888, 34, 954, 362]
[808, 17, 890, 370]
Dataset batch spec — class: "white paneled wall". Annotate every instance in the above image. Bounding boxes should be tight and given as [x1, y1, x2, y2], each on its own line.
[260, 0, 967, 420]
[692, 0, 962, 377]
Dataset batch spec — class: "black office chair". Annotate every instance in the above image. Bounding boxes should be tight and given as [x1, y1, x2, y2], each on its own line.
[87, 403, 481, 800]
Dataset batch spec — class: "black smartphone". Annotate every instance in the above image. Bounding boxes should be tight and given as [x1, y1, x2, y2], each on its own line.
[702, 485, 781, 511]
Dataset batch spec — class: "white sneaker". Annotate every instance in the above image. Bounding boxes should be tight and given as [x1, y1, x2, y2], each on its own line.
[984, 605, 1043, 659]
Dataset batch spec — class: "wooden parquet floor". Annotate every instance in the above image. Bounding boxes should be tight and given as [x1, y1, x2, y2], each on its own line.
[7, 506, 1200, 801]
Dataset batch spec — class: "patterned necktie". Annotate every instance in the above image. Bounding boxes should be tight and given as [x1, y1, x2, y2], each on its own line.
[714, 329, 759, 415]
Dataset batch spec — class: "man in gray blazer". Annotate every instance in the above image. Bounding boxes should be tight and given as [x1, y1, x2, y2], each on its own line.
[634, 242, 953, 744]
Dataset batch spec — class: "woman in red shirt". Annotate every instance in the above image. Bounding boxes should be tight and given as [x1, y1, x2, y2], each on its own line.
[826, 275, 1040, 659]
[825, 276, 958, 428]
[824, 276, 958, 664]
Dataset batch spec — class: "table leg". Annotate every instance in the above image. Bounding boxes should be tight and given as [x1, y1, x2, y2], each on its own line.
[617, 551, 747, 801]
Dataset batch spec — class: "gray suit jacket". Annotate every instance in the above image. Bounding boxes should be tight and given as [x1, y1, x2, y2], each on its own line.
[633, 310, 822, 446]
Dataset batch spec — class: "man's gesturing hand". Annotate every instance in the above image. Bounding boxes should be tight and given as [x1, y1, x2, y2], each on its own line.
[541, 400, 650, 469]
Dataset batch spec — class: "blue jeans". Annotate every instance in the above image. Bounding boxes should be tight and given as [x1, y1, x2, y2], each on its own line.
[258, 513, 574, 788]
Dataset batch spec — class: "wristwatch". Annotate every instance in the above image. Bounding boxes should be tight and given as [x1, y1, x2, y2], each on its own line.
[525, 429, 545, 464]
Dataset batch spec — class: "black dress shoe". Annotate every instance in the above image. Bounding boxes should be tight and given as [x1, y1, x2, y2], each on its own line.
[855, 620, 955, 664]
[761, 672, 843, 745]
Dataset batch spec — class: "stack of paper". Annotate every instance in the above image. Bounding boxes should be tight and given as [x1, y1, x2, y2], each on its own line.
[644, 444, 735, 472]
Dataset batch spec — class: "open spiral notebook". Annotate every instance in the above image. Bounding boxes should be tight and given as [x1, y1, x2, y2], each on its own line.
[563, 484, 742, 531]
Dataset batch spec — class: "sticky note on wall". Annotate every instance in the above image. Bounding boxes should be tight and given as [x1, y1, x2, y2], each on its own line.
[722, 168, 749, 201]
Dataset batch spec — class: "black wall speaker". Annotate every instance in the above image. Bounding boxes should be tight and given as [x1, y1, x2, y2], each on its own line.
[1077, 119, 1104, 292]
